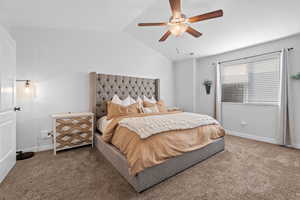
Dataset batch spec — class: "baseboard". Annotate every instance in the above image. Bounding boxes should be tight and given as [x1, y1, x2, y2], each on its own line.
[226, 129, 278, 145]
[285, 144, 300, 150]
[17, 144, 53, 153]
[226, 130, 300, 149]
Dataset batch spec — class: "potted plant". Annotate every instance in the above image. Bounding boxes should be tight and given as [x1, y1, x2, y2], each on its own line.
[203, 80, 213, 95]
[291, 72, 300, 80]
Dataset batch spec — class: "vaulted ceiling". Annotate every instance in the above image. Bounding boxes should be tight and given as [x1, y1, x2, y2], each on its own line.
[0, 0, 156, 31]
[125, 0, 300, 60]
[1, 0, 300, 60]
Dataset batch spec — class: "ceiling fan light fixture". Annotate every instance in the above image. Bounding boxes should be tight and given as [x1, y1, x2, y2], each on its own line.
[137, 0, 223, 42]
[168, 22, 188, 36]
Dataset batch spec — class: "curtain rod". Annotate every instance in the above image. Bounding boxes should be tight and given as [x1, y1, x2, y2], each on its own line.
[218, 47, 294, 65]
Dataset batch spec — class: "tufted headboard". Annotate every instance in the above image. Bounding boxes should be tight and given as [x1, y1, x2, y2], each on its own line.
[89, 72, 160, 119]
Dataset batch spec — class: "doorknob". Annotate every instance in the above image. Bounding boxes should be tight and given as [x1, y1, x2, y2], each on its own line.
[14, 106, 22, 112]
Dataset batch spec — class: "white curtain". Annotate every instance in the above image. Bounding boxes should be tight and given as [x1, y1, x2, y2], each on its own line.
[215, 63, 222, 123]
[278, 49, 294, 145]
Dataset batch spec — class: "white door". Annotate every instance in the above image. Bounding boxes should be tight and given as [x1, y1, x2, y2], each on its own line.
[0, 26, 16, 183]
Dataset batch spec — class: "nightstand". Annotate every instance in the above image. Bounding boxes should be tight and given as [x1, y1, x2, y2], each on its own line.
[50, 112, 94, 155]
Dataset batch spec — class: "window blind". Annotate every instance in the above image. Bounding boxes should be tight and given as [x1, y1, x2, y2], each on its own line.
[221, 53, 281, 104]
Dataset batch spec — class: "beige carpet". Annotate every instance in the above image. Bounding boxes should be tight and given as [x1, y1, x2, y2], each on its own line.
[1, 135, 300, 200]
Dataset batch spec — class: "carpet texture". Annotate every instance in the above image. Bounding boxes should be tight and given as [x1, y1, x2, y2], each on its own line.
[1, 135, 300, 200]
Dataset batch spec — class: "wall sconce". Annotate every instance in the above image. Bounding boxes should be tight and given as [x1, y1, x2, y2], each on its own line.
[17, 80, 31, 93]
[203, 80, 213, 95]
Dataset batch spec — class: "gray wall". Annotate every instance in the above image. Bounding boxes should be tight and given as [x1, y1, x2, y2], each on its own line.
[173, 59, 196, 112]
[175, 34, 300, 148]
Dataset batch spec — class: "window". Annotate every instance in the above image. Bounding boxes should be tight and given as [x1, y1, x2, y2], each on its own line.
[221, 53, 281, 104]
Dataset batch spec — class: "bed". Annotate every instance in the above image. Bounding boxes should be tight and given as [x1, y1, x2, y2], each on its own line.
[89, 72, 225, 192]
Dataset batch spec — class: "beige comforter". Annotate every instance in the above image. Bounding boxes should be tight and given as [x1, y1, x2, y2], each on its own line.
[102, 112, 225, 175]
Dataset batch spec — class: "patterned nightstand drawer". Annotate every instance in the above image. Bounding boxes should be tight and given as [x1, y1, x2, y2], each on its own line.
[51, 112, 94, 155]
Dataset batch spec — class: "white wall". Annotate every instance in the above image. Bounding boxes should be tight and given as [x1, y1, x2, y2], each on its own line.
[173, 59, 196, 112]
[11, 27, 174, 151]
[174, 34, 300, 148]
[221, 103, 278, 144]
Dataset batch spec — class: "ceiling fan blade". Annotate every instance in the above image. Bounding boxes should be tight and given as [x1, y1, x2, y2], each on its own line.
[188, 10, 223, 23]
[169, 0, 181, 18]
[138, 22, 167, 27]
[159, 31, 171, 42]
[186, 26, 202, 38]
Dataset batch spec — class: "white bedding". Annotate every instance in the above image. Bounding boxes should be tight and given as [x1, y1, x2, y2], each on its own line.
[118, 112, 219, 139]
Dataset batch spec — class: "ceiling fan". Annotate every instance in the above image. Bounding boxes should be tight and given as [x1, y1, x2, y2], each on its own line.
[138, 0, 223, 42]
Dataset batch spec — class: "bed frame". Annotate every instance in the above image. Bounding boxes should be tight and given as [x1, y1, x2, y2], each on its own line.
[89, 72, 225, 192]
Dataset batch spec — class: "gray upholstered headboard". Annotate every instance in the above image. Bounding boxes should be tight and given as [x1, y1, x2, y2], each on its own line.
[89, 72, 160, 119]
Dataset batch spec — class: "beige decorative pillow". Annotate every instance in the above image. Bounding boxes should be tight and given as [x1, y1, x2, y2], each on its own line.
[107, 101, 140, 120]
[142, 105, 159, 114]
[136, 96, 143, 106]
[143, 100, 167, 112]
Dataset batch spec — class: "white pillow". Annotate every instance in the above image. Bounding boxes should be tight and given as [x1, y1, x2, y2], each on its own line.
[122, 96, 132, 106]
[129, 96, 137, 105]
[111, 94, 123, 105]
[111, 94, 135, 106]
[143, 95, 157, 104]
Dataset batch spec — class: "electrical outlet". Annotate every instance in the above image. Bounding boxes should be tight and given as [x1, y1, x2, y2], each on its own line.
[40, 130, 51, 139]
[241, 121, 247, 126]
